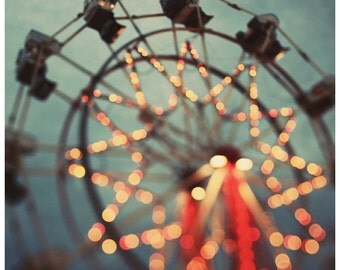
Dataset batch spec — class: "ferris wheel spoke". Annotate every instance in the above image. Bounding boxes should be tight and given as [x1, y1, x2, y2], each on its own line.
[210, 85, 235, 140]
[53, 88, 76, 104]
[51, 12, 85, 38]
[219, 0, 257, 16]
[116, 0, 144, 37]
[56, 52, 96, 77]
[56, 52, 134, 101]
[17, 93, 32, 132]
[5, 1, 334, 269]
[276, 27, 326, 77]
[60, 24, 88, 48]
[171, 22, 180, 55]
[6, 85, 25, 128]
[226, 94, 249, 143]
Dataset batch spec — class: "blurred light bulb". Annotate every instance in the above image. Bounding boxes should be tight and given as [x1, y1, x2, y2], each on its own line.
[209, 155, 227, 168]
[235, 158, 253, 171]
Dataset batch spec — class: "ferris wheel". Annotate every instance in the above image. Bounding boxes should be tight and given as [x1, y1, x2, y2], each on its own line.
[5, 1, 335, 269]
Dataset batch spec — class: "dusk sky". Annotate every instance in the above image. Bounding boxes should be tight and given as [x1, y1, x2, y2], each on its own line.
[5, 1, 335, 269]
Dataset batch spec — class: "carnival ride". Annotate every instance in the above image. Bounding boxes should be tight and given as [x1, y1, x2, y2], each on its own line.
[5, 0, 335, 269]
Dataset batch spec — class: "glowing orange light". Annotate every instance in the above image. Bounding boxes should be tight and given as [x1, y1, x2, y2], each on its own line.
[180, 44, 188, 54]
[102, 239, 117, 254]
[271, 146, 288, 162]
[170, 76, 182, 87]
[135, 92, 146, 108]
[177, 60, 185, 71]
[283, 187, 299, 204]
[151, 235, 165, 249]
[130, 72, 139, 84]
[249, 86, 258, 99]
[275, 253, 291, 269]
[91, 172, 109, 186]
[116, 189, 130, 204]
[268, 194, 283, 209]
[131, 152, 143, 163]
[237, 112, 247, 121]
[303, 239, 319, 254]
[249, 69, 257, 77]
[290, 156, 306, 169]
[184, 88, 198, 102]
[312, 176, 327, 189]
[109, 94, 123, 103]
[74, 165, 86, 178]
[101, 117, 111, 127]
[164, 223, 182, 240]
[210, 155, 227, 168]
[283, 188, 299, 201]
[285, 119, 296, 132]
[216, 101, 225, 111]
[199, 66, 207, 73]
[144, 229, 165, 249]
[250, 127, 260, 137]
[222, 76, 232, 85]
[186, 257, 207, 270]
[298, 181, 314, 195]
[135, 190, 153, 204]
[284, 235, 302, 250]
[259, 143, 271, 154]
[168, 94, 178, 108]
[307, 163, 322, 176]
[269, 109, 278, 118]
[261, 159, 274, 175]
[88, 223, 105, 242]
[149, 253, 165, 270]
[309, 224, 326, 241]
[235, 158, 253, 171]
[280, 107, 293, 116]
[66, 148, 82, 160]
[269, 232, 283, 247]
[152, 205, 166, 225]
[69, 164, 86, 179]
[120, 234, 139, 250]
[294, 208, 312, 226]
[102, 204, 119, 222]
[113, 181, 125, 192]
[81, 94, 90, 103]
[238, 64, 245, 71]
[131, 129, 147, 141]
[154, 106, 164, 115]
[93, 89, 102, 98]
[191, 186, 206, 201]
[266, 176, 282, 192]
[200, 241, 218, 260]
[128, 170, 143, 185]
[279, 132, 290, 144]
[112, 134, 128, 146]
[137, 47, 149, 57]
[210, 84, 224, 97]
[88, 227, 103, 242]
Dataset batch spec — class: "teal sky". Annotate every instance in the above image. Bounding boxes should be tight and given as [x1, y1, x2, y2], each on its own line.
[4, 1, 335, 269]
